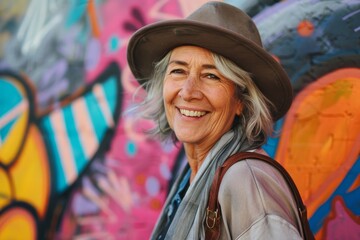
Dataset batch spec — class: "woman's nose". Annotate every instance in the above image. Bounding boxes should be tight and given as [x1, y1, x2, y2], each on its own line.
[178, 76, 203, 101]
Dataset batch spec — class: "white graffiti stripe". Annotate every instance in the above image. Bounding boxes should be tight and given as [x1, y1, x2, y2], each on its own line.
[93, 83, 115, 128]
[0, 99, 28, 128]
[72, 98, 99, 159]
[49, 108, 77, 184]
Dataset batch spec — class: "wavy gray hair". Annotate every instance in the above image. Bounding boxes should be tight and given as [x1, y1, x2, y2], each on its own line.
[135, 50, 274, 145]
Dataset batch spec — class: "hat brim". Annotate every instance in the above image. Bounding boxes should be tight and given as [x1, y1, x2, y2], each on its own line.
[127, 19, 293, 120]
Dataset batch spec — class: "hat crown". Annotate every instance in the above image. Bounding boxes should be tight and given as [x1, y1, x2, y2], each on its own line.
[186, 1, 263, 47]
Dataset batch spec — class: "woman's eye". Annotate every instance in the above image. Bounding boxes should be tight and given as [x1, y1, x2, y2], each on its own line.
[205, 73, 220, 80]
[169, 69, 184, 74]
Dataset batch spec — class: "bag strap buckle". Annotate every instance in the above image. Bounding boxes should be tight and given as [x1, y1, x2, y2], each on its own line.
[206, 207, 219, 229]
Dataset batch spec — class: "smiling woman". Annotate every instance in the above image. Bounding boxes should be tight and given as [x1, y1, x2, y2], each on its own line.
[127, 1, 307, 240]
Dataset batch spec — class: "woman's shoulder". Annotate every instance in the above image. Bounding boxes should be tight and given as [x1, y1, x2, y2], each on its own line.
[219, 151, 290, 195]
[217, 152, 300, 231]
[219, 157, 287, 198]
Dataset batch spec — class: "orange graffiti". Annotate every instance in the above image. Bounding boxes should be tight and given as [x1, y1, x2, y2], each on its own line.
[277, 67, 360, 214]
[87, 0, 101, 37]
[297, 20, 314, 37]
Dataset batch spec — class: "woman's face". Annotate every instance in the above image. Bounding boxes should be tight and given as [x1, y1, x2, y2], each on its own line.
[163, 46, 242, 148]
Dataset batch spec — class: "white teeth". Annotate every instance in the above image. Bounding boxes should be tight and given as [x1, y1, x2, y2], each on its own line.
[179, 109, 206, 117]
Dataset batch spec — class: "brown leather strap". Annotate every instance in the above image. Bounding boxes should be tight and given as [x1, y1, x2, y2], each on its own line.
[205, 152, 315, 240]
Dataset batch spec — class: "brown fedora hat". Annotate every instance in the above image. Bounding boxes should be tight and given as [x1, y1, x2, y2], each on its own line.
[127, 1, 293, 120]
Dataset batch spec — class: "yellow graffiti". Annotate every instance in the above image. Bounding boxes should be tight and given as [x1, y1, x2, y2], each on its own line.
[0, 208, 36, 240]
[10, 125, 50, 218]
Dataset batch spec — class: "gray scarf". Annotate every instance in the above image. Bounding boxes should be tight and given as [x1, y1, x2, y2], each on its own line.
[151, 128, 253, 239]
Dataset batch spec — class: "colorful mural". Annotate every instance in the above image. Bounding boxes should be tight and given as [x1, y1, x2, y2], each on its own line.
[0, 0, 359, 239]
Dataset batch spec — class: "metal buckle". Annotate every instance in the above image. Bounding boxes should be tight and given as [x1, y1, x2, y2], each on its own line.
[206, 207, 219, 229]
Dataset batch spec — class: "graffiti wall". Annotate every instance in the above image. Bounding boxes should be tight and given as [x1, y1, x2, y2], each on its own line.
[0, 0, 359, 239]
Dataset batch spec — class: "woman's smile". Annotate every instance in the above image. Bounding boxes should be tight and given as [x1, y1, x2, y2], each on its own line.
[179, 109, 206, 118]
[178, 108, 207, 118]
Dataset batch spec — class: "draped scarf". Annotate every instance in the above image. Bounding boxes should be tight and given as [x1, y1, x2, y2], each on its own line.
[151, 128, 254, 239]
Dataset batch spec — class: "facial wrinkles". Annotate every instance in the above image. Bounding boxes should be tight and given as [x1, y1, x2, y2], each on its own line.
[206, 88, 236, 133]
[164, 46, 240, 149]
[178, 69, 233, 121]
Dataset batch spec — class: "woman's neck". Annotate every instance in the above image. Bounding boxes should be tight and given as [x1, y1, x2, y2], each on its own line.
[183, 143, 213, 182]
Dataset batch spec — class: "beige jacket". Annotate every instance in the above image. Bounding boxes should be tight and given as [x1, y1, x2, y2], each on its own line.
[213, 159, 304, 240]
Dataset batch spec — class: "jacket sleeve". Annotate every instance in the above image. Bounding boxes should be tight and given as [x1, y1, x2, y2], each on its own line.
[217, 159, 303, 240]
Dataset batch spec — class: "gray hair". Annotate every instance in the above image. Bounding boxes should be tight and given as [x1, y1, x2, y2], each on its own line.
[135, 50, 274, 145]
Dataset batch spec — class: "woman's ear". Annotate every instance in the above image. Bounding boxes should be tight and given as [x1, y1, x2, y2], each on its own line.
[235, 100, 243, 116]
